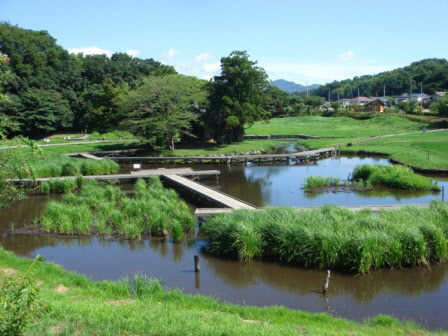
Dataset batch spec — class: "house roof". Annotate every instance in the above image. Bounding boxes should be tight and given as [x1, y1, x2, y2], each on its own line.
[434, 92, 446, 97]
[365, 99, 385, 106]
[350, 96, 373, 101]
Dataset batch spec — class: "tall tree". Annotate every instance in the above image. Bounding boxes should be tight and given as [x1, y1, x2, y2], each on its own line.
[206, 51, 270, 143]
[122, 74, 207, 150]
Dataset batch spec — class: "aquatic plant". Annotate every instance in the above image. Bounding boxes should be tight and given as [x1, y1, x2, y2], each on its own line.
[16, 154, 119, 178]
[201, 202, 448, 273]
[38, 178, 194, 240]
[352, 164, 440, 191]
[303, 176, 340, 190]
[40, 178, 78, 194]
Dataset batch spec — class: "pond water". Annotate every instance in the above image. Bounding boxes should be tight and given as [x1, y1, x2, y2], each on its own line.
[1, 152, 448, 330]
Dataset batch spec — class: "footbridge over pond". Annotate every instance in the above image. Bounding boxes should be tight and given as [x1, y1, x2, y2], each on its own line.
[105, 148, 337, 165]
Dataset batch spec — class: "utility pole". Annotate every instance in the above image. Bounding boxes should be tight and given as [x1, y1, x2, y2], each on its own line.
[328, 89, 331, 102]
[357, 87, 360, 106]
[306, 80, 309, 97]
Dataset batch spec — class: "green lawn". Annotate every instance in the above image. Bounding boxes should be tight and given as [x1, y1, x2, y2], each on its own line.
[246, 116, 426, 137]
[0, 247, 442, 336]
[299, 130, 448, 170]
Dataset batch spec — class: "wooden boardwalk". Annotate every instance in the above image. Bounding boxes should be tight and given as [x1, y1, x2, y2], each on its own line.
[162, 175, 255, 210]
[108, 148, 337, 164]
[10, 168, 220, 184]
[195, 204, 430, 219]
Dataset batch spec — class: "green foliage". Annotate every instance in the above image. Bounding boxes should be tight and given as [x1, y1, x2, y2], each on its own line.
[39, 178, 194, 240]
[40, 178, 78, 194]
[352, 164, 439, 190]
[0, 272, 46, 336]
[122, 74, 207, 150]
[202, 202, 448, 273]
[303, 176, 340, 190]
[207, 51, 270, 143]
[16, 155, 119, 178]
[432, 95, 448, 117]
[0, 23, 176, 135]
[313, 58, 448, 99]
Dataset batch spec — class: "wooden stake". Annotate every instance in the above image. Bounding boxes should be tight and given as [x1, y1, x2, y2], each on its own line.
[323, 270, 330, 294]
[194, 254, 200, 272]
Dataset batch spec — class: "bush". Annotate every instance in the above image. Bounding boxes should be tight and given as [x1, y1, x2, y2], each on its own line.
[0, 273, 46, 335]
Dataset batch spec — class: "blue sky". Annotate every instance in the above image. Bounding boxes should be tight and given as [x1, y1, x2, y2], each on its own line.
[1, 0, 447, 84]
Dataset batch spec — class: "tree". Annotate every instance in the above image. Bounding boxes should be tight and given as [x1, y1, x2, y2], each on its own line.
[122, 74, 207, 150]
[206, 51, 270, 143]
[432, 96, 448, 117]
[81, 78, 126, 132]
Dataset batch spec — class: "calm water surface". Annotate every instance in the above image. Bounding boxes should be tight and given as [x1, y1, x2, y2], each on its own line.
[1, 153, 448, 330]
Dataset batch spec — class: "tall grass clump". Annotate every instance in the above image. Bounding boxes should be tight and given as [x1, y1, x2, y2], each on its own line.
[352, 164, 440, 191]
[38, 178, 194, 241]
[17, 154, 119, 178]
[304, 176, 340, 190]
[201, 202, 448, 273]
[40, 178, 78, 194]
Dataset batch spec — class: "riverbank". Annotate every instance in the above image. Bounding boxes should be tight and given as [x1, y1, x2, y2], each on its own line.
[0, 247, 442, 335]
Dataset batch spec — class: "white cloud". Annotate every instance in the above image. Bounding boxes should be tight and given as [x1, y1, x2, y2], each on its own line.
[170, 52, 221, 80]
[260, 60, 396, 84]
[337, 50, 355, 62]
[164, 48, 179, 59]
[125, 50, 140, 57]
[68, 46, 113, 57]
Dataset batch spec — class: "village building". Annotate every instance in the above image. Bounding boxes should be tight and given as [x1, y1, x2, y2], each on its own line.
[364, 99, 385, 113]
[349, 96, 373, 106]
[432, 92, 446, 102]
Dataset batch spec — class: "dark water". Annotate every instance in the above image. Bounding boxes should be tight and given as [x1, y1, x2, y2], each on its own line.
[1, 154, 448, 330]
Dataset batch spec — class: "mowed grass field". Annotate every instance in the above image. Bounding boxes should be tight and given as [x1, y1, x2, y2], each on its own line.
[246, 115, 448, 170]
[246, 116, 425, 137]
[299, 130, 448, 170]
[0, 247, 442, 336]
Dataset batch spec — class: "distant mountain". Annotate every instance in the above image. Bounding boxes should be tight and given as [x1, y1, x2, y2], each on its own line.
[270, 79, 321, 93]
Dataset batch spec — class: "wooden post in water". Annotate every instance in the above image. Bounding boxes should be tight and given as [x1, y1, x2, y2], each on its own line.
[443, 186, 445, 202]
[194, 254, 200, 272]
[323, 270, 330, 294]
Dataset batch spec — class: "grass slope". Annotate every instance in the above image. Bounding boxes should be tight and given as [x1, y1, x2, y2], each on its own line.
[0, 247, 441, 335]
[246, 116, 425, 137]
[299, 130, 448, 170]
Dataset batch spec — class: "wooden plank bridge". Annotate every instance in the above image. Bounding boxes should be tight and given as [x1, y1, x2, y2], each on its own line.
[107, 147, 337, 164]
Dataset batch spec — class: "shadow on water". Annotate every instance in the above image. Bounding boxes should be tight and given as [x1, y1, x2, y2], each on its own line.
[1, 153, 448, 329]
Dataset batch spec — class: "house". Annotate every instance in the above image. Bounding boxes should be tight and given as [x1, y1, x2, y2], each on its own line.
[432, 92, 446, 102]
[349, 96, 373, 106]
[364, 99, 385, 113]
[336, 99, 351, 106]
[394, 93, 430, 105]
[370, 97, 389, 106]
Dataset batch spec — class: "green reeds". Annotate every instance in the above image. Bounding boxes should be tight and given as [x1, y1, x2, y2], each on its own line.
[40, 178, 78, 194]
[201, 202, 448, 273]
[38, 178, 194, 241]
[352, 164, 440, 191]
[17, 154, 119, 178]
[304, 176, 340, 190]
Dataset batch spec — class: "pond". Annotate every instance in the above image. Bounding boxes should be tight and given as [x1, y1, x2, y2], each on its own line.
[1, 153, 448, 330]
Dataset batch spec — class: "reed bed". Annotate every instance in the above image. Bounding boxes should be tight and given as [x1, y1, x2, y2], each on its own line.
[38, 177, 194, 241]
[16, 154, 119, 178]
[201, 202, 448, 273]
[352, 164, 440, 191]
[303, 176, 340, 190]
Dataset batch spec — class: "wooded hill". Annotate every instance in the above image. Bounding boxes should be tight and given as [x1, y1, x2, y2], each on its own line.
[0, 22, 176, 136]
[313, 58, 448, 99]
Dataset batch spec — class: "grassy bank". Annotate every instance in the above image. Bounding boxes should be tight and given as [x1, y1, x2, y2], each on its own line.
[353, 164, 440, 190]
[201, 202, 448, 273]
[38, 178, 194, 241]
[0, 248, 441, 335]
[16, 154, 119, 179]
[299, 130, 448, 171]
[246, 115, 425, 137]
